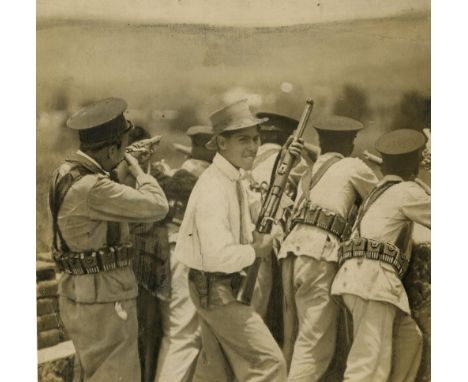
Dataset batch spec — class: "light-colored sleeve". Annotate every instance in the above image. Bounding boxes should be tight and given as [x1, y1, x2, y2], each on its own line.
[401, 183, 431, 229]
[350, 159, 379, 199]
[194, 184, 256, 273]
[87, 173, 169, 223]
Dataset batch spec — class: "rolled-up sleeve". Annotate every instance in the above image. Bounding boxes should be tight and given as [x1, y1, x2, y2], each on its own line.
[87, 173, 169, 223]
[194, 188, 255, 273]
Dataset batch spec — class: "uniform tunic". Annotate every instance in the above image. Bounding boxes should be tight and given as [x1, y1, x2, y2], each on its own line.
[54, 151, 168, 382]
[278, 153, 378, 381]
[331, 175, 431, 382]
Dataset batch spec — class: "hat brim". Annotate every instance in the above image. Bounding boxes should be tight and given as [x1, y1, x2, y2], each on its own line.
[206, 117, 268, 150]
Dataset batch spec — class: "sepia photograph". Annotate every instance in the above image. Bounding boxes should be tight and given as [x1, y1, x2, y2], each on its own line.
[35, 1, 431, 381]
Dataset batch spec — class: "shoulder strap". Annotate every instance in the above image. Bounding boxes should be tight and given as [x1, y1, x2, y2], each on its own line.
[49, 164, 93, 252]
[353, 180, 401, 236]
[294, 155, 342, 211]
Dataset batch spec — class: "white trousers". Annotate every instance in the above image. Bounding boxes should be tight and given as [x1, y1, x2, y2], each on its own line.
[343, 294, 422, 382]
[287, 256, 338, 382]
[154, 249, 201, 382]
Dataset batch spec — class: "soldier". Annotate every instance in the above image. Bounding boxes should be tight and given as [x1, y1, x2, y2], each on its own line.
[154, 125, 216, 382]
[245, 113, 308, 330]
[175, 99, 303, 381]
[278, 116, 379, 381]
[331, 129, 430, 382]
[48, 98, 169, 381]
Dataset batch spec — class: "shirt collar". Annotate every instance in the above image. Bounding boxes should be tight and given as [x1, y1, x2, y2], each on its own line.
[213, 153, 242, 182]
[76, 150, 109, 176]
[319, 152, 345, 160]
[378, 174, 403, 185]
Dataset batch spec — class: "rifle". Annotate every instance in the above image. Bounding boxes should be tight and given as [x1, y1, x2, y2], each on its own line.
[237, 98, 315, 305]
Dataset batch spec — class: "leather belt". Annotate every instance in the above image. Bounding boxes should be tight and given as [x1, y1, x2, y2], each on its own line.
[338, 237, 409, 278]
[290, 203, 351, 241]
[52, 243, 133, 275]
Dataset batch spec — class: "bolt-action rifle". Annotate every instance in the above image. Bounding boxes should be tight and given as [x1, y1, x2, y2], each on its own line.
[237, 98, 315, 305]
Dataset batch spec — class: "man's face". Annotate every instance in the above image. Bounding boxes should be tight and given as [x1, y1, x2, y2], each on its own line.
[218, 125, 261, 170]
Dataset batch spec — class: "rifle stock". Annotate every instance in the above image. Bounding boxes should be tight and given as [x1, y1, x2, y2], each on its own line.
[237, 98, 314, 305]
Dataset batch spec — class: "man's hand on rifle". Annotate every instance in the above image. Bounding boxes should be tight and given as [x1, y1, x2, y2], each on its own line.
[252, 231, 274, 259]
[283, 136, 305, 165]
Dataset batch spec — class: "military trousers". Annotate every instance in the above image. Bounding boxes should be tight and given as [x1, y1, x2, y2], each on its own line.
[342, 294, 422, 382]
[282, 255, 339, 382]
[155, 249, 201, 382]
[188, 273, 287, 382]
[59, 296, 141, 382]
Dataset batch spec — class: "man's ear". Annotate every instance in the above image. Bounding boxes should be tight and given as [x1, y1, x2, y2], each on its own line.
[217, 135, 226, 151]
[107, 144, 118, 159]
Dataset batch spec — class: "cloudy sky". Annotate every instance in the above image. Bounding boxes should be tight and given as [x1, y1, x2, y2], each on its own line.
[37, 0, 429, 26]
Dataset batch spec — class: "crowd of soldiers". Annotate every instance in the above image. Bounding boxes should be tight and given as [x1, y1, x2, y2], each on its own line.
[48, 96, 431, 382]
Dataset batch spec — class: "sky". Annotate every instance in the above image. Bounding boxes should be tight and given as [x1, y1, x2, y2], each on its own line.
[37, 0, 430, 27]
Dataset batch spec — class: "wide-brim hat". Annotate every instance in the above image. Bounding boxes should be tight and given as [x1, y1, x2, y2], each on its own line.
[375, 129, 426, 156]
[312, 115, 364, 133]
[205, 99, 268, 150]
[255, 112, 298, 133]
[67, 97, 132, 144]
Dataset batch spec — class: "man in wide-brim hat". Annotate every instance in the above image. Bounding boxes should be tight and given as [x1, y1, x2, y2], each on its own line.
[175, 99, 304, 381]
[331, 128, 430, 381]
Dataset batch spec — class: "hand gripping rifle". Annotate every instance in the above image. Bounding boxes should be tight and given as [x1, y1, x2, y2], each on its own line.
[237, 98, 315, 305]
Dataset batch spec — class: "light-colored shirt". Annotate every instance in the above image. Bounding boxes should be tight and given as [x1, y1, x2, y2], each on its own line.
[175, 153, 256, 273]
[331, 175, 431, 314]
[55, 151, 169, 303]
[279, 153, 378, 261]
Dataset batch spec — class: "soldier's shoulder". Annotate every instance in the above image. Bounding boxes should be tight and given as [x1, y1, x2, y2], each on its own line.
[342, 156, 373, 173]
[402, 180, 431, 198]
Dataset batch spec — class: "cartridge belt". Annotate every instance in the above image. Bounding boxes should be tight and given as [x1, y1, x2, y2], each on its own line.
[52, 243, 133, 275]
[338, 237, 409, 279]
[290, 203, 351, 241]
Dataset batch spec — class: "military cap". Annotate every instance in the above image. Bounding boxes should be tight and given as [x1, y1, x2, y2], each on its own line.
[67, 98, 132, 144]
[255, 112, 298, 133]
[186, 125, 213, 137]
[206, 99, 268, 149]
[312, 115, 364, 132]
[375, 129, 426, 156]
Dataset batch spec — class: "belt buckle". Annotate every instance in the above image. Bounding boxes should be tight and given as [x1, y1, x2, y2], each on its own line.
[81, 252, 100, 274]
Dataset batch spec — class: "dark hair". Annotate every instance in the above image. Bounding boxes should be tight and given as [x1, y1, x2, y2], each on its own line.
[216, 125, 261, 149]
[260, 131, 290, 146]
[318, 130, 357, 155]
[191, 133, 212, 147]
[79, 134, 125, 153]
[381, 151, 420, 180]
